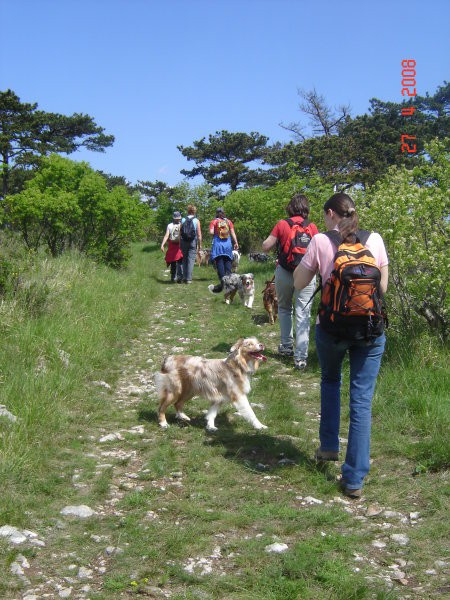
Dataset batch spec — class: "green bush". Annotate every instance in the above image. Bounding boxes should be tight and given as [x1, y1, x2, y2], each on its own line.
[357, 138, 450, 339]
[4, 155, 144, 267]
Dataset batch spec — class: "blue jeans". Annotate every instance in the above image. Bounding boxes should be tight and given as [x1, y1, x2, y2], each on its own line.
[215, 255, 232, 281]
[180, 239, 197, 282]
[315, 324, 386, 490]
[275, 265, 315, 361]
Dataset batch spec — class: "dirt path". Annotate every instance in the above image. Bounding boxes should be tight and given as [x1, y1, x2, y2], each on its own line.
[6, 284, 448, 599]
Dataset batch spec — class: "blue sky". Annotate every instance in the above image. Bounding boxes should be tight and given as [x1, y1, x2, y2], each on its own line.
[2, 0, 449, 187]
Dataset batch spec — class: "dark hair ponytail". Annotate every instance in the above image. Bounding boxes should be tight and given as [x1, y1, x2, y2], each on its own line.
[323, 193, 358, 243]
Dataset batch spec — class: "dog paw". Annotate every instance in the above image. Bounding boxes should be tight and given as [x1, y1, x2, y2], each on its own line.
[255, 423, 268, 430]
[176, 412, 191, 422]
[225, 299, 230, 305]
[206, 425, 218, 433]
[159, 422, 169, 429]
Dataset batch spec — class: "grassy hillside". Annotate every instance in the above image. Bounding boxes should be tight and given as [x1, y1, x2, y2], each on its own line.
[0, 242, 448, 599]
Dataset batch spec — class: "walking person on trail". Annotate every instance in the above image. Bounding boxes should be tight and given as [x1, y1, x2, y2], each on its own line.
[294, 192, 389, 499]
[262, 194, 319, 370]
[208, 207, 239, 294]
[180, 204, 202, 284]
[161, 211, 184, 283]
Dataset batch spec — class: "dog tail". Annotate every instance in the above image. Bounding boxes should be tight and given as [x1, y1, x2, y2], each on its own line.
[154, 370, 165, 397]
[154, 357, 171, 396]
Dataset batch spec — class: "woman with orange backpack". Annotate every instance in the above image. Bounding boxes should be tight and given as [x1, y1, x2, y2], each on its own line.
[294, 193, 389, 499]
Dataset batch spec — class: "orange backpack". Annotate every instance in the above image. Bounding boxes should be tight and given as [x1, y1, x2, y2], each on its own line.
[217, 218, 230, 239]
[318, 230, 387, 341]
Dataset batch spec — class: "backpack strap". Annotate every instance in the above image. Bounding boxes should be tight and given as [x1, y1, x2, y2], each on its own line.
[324, 229, 371, 246]
[357, 230, 371, 245]
[323, 230, 342, 247]
[285, 217, 310, 228]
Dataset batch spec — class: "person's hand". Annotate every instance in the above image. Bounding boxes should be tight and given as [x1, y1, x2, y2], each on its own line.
[234, 242, 239, 250]
[161, 245, 165, 252]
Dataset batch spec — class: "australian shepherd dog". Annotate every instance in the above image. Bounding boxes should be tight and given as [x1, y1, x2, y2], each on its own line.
[221, 273, 255, 307]
[155, 337, 267, 432]
[262, 277, 278, 324]
[196, 249, 211, 267]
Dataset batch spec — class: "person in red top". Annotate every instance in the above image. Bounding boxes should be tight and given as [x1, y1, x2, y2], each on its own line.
[262, 194, 318, 369]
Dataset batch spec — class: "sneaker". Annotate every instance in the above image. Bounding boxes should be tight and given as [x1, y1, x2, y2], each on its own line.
[294, 359, 307, 370]
[186, 280, 192, 284]
[339, 480, 362, 499]
[315, 447, 339, 461]
[278, 344, 294, 357]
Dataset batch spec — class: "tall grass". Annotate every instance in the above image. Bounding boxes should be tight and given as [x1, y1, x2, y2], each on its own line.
[0, 243, 160, 523]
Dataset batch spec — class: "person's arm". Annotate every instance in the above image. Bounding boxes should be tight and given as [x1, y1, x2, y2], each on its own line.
[196, 220, 202, 249]
[161, 226, 170, 252]
[293, 263, 316, 290]
[262, 234, 277, 253]
[380, 265, 388, 295]
[209, 220, 215, 235]
[230, 226, 239, 250]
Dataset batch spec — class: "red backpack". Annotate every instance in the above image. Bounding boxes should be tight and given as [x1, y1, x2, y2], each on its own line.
[278, 218, 314, 271]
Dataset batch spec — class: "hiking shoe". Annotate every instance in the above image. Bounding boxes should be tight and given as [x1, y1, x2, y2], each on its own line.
[278, 344, 294, 357]
[339, 481, 362, 499]
[294, 359, 307, 370]
[315, 447, 339, 461]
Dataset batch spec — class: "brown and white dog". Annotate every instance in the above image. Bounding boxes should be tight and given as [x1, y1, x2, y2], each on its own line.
[196, 249, 211, 267]
[262, 277, 278, 324]
[154, 337, 267, 432]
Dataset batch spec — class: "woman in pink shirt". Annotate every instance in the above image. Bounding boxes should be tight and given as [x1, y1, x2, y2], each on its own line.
[294, 193, 388, 499]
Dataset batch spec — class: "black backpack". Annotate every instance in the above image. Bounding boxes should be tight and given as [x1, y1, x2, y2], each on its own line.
[180, 217, 196, 242]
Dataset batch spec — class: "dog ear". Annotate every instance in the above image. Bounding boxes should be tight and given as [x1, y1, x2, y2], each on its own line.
[230, 338, 244, 352]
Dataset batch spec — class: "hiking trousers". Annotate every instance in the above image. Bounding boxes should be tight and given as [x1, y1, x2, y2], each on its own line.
[275, 264, 315, 362]
[180, 239, 197, 282]
[315, 325, 386, 490]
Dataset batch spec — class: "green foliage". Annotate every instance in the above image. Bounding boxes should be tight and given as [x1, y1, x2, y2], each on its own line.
[224, 174, 333, 252]
[266, 82, 449, 189]
[178, 130, 270, 191]
[4, 155, 143, 267]
[0, 89, 114, 197]
[357, 138, 450, 338]
[152, 181, 219, 238]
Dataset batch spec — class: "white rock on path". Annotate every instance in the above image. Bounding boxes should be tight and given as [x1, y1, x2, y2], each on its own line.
[99, 432, 124, 443]
[265, 542, 289, 553]
[60, 505, 96, 518]
[390, 533, 409, 546]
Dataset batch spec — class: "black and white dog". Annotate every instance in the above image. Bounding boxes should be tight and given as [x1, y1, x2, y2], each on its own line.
[209, 273, 255, 307]
[221, 273, 255, 308]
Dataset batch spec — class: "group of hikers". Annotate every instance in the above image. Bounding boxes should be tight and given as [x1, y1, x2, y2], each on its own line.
[161, 205, 238, 287]
[160, 192, 389, 499]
